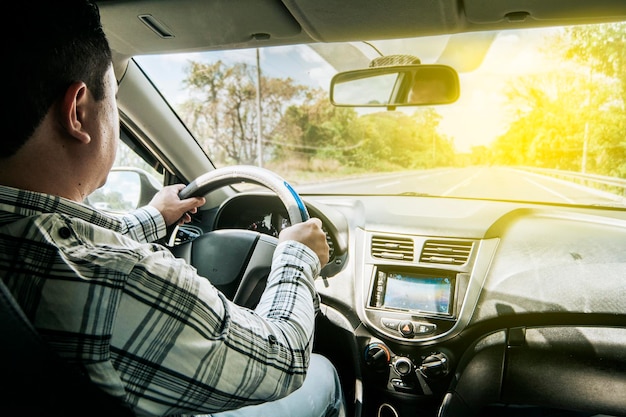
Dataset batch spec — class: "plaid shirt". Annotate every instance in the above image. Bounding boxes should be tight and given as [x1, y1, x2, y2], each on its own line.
[0, 185, 320, 416]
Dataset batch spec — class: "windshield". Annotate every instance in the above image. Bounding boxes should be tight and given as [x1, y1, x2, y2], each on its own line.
[135, 22, 626, 208]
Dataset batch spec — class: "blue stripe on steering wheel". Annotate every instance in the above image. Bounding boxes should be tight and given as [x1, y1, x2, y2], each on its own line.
[284, 181, 309, 221]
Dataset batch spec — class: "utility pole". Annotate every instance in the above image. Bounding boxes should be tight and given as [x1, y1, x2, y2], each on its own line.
[432, 132, 436, 166]
[581, 67, 592, 174]
[256, 48, 263, 167]
[582, 122, 588, 174]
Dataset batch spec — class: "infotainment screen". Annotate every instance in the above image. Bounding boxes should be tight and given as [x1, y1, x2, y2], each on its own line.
[381, 272, 453, 315]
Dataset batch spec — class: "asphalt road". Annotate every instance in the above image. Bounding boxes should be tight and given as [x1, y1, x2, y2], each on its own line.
[296, 167, 625, 206]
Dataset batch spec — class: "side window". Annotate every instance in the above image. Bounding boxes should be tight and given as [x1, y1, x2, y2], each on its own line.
[85, 139, 164, 214]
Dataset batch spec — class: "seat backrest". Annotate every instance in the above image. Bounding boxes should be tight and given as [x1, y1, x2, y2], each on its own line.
[0, 278, 134, 416]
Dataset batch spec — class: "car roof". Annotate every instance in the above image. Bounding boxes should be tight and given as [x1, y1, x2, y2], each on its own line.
[98, 0, 626, 60]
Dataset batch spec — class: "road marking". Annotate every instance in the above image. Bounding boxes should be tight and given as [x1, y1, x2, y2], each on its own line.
[375, 181, 401, 189]
[510, 168, 623, 203]
[522, 177, 575, 203]
[443, 170, 481, 196]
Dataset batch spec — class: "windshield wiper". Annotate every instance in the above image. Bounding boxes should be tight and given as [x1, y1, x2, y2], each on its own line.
[591, 201, 626, 209]
[398, 191, 432, 197]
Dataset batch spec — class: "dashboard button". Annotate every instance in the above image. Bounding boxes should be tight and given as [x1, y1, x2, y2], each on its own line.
[381, 318, 399, 331]
[399, 321, 414, 337]
[415, 322, 437, 334]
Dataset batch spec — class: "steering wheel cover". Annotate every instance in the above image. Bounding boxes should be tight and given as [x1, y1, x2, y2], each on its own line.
[179, 165, 309, 224]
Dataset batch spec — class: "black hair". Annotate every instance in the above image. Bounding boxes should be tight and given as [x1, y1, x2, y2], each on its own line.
[4, 0, 113, 158]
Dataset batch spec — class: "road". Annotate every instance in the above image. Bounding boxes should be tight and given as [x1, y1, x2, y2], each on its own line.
[295, 167, 625, 206]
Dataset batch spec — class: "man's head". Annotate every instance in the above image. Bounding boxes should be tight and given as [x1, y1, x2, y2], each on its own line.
[2, 0, 120, 201]
[6, 0, 113, 158]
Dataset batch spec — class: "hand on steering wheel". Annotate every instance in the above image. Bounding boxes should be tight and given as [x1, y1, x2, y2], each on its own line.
[179, 165, 310, 224]
[170, 165, 317, 308]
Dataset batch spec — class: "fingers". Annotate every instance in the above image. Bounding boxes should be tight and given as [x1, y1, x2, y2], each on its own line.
[149, 184, 205, 226]
[177, 212, 191, 225]
[279, 218, 329, 267]
[308, 217, 323, 228]
[175, 184, 206, 208]
[176, 198, 205, 225]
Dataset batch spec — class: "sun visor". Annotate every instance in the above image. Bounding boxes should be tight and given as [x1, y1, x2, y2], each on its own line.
[99, 0, 302, 56]
[282, 0, 462, 42]
[464, 0, 626, 24]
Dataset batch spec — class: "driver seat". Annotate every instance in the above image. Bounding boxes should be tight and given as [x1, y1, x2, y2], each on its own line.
[0, 278, 134, 416]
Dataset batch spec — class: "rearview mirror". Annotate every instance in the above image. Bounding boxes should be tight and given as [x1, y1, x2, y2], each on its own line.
[330, 65, 460, 108]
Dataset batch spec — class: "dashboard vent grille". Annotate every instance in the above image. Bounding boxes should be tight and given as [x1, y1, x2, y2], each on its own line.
[419, 240, 473, 265]
[371, 235, 414, 261]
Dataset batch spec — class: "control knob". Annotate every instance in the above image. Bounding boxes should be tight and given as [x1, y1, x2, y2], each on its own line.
[364, 342, 391, 372]
[419, 352, 449, 378]
[392, 356, 414, 376]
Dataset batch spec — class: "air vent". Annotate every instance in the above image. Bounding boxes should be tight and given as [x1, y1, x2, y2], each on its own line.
[371, 235, 414, 261]
[419, 240, 473, 265]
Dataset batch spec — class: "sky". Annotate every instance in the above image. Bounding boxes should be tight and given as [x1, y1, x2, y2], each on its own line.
[135, 28, 555, 153]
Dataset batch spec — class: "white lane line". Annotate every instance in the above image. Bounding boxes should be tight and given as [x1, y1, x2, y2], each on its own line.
[510, 168, 624, 202]
[443, 170, 482, 196]
[522, 176, 575, 203]
[375, 181, 401, 189]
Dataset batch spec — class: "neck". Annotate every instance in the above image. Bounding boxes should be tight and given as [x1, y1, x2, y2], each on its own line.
[0, 139, 92, 203]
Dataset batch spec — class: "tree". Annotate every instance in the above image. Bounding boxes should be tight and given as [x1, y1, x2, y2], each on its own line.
[559, 22, 626, 104]
[180, 60, 305, 165]
[559, 22, 626, 177]
[492, 23, 626, 177]
[345, 108, 452, 170]
[270, 88, 361, 168]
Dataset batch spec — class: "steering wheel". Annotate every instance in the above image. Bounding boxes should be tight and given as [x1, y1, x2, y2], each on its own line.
[169, 165, 310, 308]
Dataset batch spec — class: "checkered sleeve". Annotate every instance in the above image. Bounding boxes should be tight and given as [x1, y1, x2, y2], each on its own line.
[120, 206, 166, 243]
[106, 240, 321, 415]
[0, 186, 324, 416]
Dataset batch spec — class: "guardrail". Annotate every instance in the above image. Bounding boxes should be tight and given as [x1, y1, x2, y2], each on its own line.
[517, 167, 626, 197]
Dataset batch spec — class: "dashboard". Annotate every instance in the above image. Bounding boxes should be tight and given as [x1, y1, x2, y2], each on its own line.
[209, 192, 626, 416]
[215, 194, 288, 238]
[214, 193, 349, 278]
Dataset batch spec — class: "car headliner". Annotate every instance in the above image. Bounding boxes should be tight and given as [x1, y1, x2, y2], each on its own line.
[98, 0, 626, 64]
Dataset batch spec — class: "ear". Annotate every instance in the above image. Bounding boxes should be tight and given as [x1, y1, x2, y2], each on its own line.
[60, 81, 91, 144]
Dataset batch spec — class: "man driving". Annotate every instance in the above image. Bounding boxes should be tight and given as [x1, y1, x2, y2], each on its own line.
[0, 1, 344, 416]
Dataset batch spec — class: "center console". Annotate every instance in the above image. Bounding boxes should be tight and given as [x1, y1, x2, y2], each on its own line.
[366, 266, 463, 340]
[357, 230, 493, 344]
[353, 229, 499, 416]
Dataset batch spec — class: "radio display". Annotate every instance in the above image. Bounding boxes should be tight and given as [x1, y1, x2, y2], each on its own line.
[381, 272, 453, 315]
